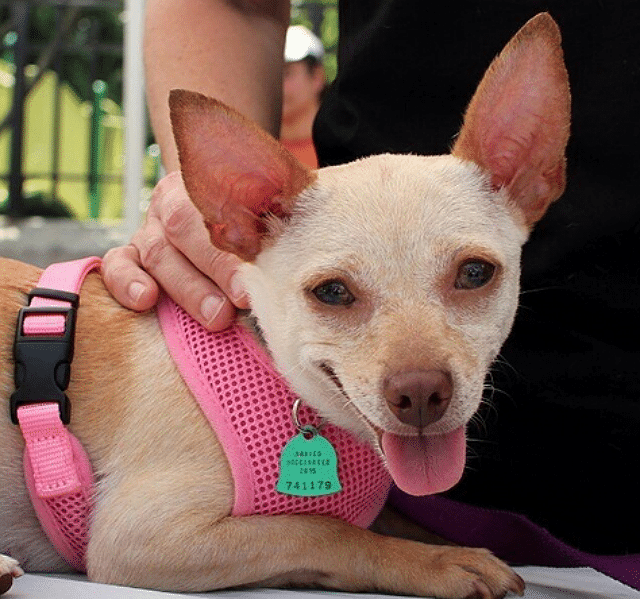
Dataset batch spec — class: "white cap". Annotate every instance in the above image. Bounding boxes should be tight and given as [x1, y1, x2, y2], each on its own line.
[284, 25, 325, 63]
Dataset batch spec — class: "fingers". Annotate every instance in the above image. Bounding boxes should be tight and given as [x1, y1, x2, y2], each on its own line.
[153, 173, 249, 309]
[102, 172, 250, 332]
[131, 215, 238, 330]
[102, 244, 160, 312]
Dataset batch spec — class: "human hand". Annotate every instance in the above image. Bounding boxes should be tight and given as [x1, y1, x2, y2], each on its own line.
[102, 171, 249, 331]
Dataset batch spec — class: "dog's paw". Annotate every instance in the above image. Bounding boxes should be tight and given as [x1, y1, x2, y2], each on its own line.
[375, 542, 524, 599]
[419, 546, 524, 599]
[0, 555, 24, 595]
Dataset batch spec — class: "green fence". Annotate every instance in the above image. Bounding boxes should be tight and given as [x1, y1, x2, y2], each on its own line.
[0, 1, 157, 221]
[0, 0, 336, 222]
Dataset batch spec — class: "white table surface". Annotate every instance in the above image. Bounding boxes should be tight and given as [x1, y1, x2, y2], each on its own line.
[7, 566, 639, 599]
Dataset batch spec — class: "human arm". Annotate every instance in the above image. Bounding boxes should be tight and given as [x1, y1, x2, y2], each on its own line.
[102, 0, 290, 329]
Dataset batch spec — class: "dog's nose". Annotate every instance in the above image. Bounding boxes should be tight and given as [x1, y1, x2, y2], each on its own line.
[384, 370, 453, 428]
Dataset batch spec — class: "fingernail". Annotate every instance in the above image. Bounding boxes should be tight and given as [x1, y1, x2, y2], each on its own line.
[229, 272, 246, 303]
[200, 294, 224, 325]
[128, 282, 146, 304]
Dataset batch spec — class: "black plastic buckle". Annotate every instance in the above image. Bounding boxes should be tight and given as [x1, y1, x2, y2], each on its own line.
[10, 288, 80, 425]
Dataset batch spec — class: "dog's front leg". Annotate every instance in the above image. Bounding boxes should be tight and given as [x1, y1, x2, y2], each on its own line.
[88, 489, 523, 599]
[237, 515, 524, 598]
[371, 505, 454, 546]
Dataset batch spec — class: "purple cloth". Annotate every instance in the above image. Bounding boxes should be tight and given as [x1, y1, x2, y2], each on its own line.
[388, 488, 640, 590]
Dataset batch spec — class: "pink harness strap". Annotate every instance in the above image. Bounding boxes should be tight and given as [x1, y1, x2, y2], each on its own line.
[14, 257, 101, 572]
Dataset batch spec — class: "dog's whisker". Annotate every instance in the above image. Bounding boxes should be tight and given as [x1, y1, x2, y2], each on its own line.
[469, 411, 489, 438]
[274, 359, 311, 383]
[492, 353, 517, 374]
[519, 284, 561, 296]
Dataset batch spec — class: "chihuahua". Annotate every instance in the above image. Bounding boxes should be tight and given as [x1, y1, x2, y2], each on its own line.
[1, 13, 569, 599]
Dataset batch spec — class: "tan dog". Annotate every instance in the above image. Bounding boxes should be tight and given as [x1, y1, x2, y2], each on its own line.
[0, 13, 569, 599]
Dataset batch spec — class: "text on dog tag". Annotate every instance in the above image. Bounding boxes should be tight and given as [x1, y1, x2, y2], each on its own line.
[277, 429, 342, 497]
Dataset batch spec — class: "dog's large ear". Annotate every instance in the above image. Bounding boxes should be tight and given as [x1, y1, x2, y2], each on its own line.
[169, 90, 316, 261]
[452, 13, 570, 228]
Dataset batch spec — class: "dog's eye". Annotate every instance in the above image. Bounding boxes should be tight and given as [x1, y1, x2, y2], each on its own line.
[312, 280, 356, 306]
[454, 260, 496, 290]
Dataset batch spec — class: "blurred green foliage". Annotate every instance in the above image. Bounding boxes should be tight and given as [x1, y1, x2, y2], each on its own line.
[291, 0, 339, 81]
[1, 1, 338, 102]
[0, 2, 124, 105]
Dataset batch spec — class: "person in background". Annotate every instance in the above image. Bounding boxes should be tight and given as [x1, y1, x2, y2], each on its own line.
[280, 25, 325, 169]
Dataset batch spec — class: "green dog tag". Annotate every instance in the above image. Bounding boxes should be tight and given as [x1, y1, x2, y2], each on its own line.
[277, 428, 342, 497]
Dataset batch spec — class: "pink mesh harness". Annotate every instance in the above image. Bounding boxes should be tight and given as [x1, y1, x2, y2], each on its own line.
[15, 261, 391, 572]
[157, 295, 391, 524]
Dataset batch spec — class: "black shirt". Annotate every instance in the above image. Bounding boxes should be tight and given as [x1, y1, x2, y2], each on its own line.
[314, 1, 640, 555]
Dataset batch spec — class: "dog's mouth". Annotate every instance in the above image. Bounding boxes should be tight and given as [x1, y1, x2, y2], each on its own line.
[318, 362, 347, 396]
[317, 362, 466, 496]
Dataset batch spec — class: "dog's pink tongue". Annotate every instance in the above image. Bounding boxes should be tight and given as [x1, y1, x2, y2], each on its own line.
[381, 426, 466, 496]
